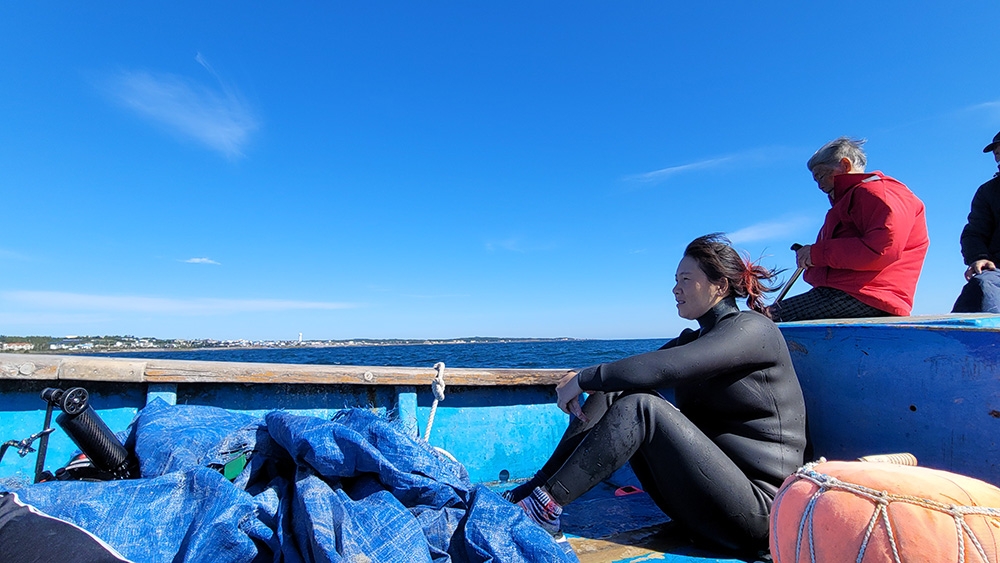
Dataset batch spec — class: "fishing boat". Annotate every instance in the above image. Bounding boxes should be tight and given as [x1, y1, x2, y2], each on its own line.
[1, 313, 998, 562]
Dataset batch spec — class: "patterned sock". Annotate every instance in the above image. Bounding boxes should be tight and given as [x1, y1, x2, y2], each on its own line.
[516, 486, 563, 535]
[501, 472, 548, 504]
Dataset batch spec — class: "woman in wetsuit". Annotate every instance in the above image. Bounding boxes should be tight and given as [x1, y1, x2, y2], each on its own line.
[506, 233, 807, 553]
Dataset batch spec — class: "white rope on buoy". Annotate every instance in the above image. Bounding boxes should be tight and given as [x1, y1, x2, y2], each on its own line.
[775, 460, 1000, 563]
[423, 362, 446, 442]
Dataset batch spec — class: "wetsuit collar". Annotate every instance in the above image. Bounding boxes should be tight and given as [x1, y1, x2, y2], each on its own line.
[696, 296, 740, 333]
[830, 171, 882, 203]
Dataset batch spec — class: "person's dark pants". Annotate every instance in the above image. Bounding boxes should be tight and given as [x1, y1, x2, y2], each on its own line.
[768, 286, 892, 322]
[952, 270, 1000, 313]
[540, 391, 771, 553]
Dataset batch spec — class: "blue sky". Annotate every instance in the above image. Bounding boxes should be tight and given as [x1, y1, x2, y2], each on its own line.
[2, 3, 999, 341]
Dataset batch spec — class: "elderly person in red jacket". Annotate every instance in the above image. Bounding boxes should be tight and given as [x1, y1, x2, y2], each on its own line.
[768, 137, 929, 322]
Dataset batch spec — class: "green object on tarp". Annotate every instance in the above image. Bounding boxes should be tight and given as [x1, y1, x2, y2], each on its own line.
[222, 453, 247, 481]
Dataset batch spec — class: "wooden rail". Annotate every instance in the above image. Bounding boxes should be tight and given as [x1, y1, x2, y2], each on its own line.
[0, 353, 567, 386]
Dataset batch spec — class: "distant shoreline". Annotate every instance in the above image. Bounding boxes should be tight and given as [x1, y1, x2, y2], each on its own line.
[25, 337, 594, 355]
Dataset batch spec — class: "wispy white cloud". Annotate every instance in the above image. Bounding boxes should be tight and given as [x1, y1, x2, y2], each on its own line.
[946, 100, 1000, 132]
[485, 237, 558, 253]
[99, 53, 259, 158]
[183, 257, 220, 265]
[625, 156, 735, 184]
[624, 146, 802, 187]
[727, 216, 816, 245]
[0, 312, 115, 326]
[0, 248, 27, 260]
[2, 291, 356, 315]
[964, 100, 1000, 118]
[486, 238, 526, 252]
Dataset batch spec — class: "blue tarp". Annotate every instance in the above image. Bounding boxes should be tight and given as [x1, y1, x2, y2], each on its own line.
[4, 401, 575, 563]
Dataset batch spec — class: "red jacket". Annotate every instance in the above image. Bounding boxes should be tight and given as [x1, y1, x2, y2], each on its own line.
[804, 171, 929, 316]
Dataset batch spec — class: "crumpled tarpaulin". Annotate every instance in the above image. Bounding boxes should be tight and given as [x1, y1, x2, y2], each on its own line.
[5, 400, 574, 563]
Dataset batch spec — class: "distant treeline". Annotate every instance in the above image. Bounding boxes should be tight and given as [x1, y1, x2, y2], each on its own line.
[0, 334, 580, 353]
[0, 335, 170, 351]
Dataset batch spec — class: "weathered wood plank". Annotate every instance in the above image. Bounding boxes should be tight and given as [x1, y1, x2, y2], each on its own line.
[58, 358, 148, 382]
[0, 355, 60, 380]
[0, 353, 567, 386]
[144, 363, 565, 385]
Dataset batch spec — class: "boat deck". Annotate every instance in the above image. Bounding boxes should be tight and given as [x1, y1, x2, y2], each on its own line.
[566, 489, 749, 562]
[495, 477, 758, 563]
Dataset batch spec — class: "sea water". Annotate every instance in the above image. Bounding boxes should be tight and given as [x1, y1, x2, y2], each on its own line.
[83, 338, 666, 369]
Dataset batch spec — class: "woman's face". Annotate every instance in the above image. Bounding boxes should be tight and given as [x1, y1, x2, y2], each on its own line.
[673, 255, 726, 320]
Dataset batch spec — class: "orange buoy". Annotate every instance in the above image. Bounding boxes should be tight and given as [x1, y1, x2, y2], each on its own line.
[770, 460, 1000, 563]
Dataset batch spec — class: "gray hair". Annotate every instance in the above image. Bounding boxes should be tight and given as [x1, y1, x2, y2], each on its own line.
[807, 137, 867, 172]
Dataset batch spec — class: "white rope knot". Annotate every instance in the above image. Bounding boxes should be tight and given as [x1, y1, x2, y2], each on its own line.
[423, 362, 446, 442]
[431, 362, 446, 402]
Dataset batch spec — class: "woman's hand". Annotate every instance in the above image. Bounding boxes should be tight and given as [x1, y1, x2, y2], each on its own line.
[555, 371, 588, 423]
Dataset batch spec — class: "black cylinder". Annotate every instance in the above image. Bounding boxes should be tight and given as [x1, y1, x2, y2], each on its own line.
[42, 387, 134, 478]
[56, 407, 131, 475]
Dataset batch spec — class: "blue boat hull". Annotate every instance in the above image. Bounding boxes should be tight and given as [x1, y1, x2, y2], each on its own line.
[1, 381, 569, 487]
[3, 315, 999, 562]
[780, 314, 1000, 486]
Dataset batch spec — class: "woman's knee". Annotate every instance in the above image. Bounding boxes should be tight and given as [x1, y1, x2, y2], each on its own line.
[603, 391, 672, 423]
[605, 391, 692, 444]
[612, 390, 674, 411]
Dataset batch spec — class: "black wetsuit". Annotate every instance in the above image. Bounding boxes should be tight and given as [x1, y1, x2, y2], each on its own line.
[0, 492, 130, 562]
[541, 297, 807, 552]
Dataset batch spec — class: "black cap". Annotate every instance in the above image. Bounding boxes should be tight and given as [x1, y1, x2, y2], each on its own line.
[985, 131, 1000, 153]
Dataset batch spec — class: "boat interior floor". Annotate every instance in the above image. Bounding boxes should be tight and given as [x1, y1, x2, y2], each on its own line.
[497, 479, 766, 563]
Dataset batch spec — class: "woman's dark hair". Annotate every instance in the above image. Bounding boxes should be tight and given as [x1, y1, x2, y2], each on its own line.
[683, 233, 780, 316]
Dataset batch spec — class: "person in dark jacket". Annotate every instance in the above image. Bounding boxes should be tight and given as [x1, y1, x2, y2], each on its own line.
[953, 131, 1000, 313]
[504, 234, 807, 554]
